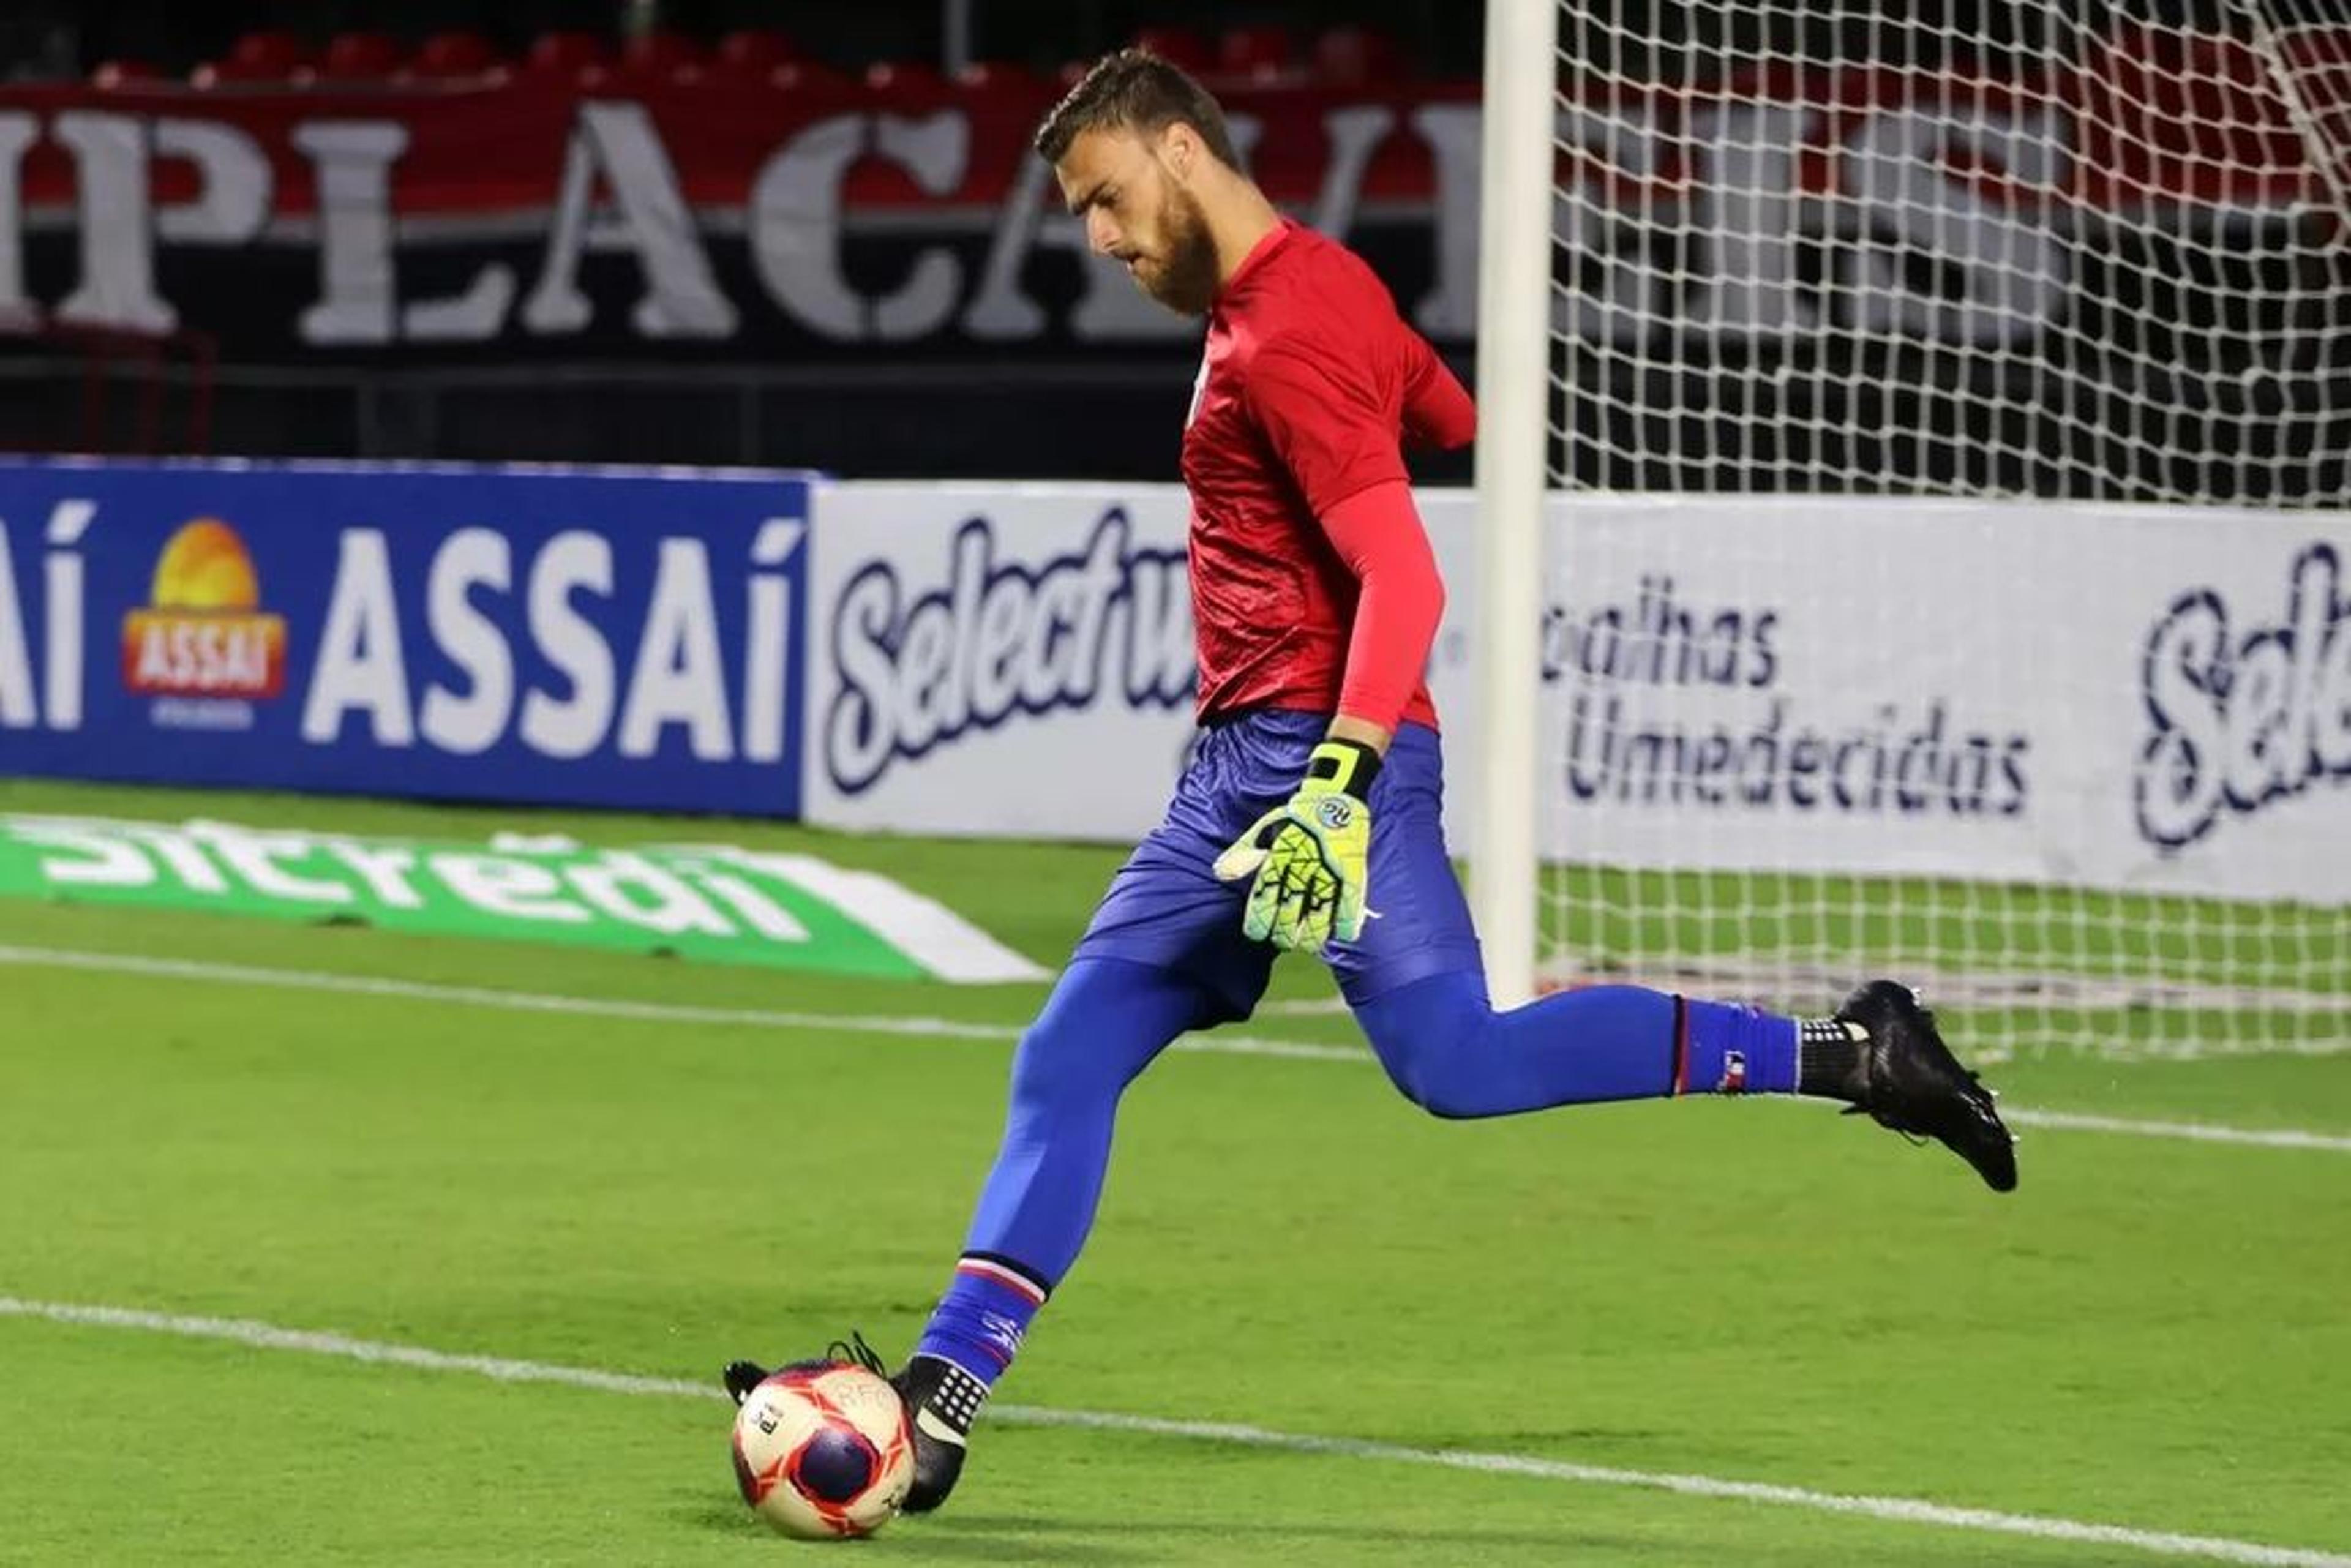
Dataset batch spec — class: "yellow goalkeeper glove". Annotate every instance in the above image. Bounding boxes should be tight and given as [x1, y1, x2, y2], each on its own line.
[1212, 738, 1380, 952]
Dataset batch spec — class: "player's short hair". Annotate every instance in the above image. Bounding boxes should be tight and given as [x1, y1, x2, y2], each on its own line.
[1034, 48, 1243, 173]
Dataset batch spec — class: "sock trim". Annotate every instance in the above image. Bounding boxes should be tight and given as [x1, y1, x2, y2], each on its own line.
[956, 1252, 1051, 1307]
[1670, 993, 1690, 1096]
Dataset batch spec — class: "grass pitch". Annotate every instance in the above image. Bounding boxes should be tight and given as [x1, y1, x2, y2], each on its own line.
[1, 778, 2346, 1566]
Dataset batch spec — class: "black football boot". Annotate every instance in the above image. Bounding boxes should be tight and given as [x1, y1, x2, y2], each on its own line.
[1817, 980, 2019, 1192]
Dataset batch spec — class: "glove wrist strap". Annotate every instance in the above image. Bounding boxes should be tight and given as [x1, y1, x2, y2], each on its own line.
[1307, 738, 1382, 802]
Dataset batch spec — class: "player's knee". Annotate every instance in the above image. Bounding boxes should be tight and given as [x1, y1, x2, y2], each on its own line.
[1361, 1011, 1495, 1120]
[1392, 1060, 1490, 1120]
[1397, 1079, 1479, 1120]
[1353, 971, 1509, 1120]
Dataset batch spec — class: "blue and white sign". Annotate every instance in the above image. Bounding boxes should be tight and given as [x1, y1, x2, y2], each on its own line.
[805, 483, 1196, 839]
[1419, 493, 2351, 904]
[0, 459, 812, 815]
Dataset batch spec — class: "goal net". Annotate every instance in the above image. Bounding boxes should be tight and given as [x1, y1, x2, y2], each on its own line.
[1484, 0, 2351, 1060]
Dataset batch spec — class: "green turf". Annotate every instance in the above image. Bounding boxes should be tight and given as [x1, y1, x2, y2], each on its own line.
[0, 778, 2347, 1565]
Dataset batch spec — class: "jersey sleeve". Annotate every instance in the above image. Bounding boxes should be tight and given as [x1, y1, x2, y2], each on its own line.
[1318, 479, 1446, 733]
[1401, 331, 1477, 451]
[1242, 338, 1411, 517]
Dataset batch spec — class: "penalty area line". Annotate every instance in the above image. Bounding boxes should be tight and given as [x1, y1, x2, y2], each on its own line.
[2, 942, 2349, 1154]
[1, 1296, 2344, 1568]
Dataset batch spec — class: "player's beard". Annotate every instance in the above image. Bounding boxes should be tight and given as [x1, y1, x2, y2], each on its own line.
[1134, 184, 1221, 318]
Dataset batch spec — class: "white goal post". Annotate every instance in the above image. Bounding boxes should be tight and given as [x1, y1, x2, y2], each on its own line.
[1471, 0, 2351, 1056]
[1469, 0, 1561, 1010]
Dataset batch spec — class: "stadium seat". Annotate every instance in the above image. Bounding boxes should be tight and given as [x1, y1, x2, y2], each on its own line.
[231, 29, 313, 77]
[715, 29, 800, 75]
[1313, 26, 1405, 88]
[1132, 26, 1212, 74]
[866, 60, 949, 101]
[767, 59, 857, 99]
[1217, 24, 1296, 83]
[955, 60, 1045, 97]
[319, 31, 405, 81]
[193, 29, 315, 86]
[90, 58, 162, 89]
[591, 28, 704, 89]
[523, 30, 611, 78]
[408, 30, 500, 79]
[621, 29, 703, 73]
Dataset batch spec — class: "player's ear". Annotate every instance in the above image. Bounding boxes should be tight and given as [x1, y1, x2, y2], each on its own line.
[1160, 120, 1198, 182]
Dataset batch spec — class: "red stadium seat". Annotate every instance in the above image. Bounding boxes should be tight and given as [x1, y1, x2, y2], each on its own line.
[956, 61, 1051, 133]
[715, 29, 800, 75]
[1131, 26, 1212, 74]
[767, 59, 857, 99]
[621, 29, 703, 73]
[594, 29, 704, 88]
[954, 60, 1044, 97]
[866, 60, 948, 101]
[1313, 26, 1406, 88]
[193, 29, 315, 86]
[523, 30, 611, 77]
[1218, 24, 1296, 83]
[319, 31, 405, 81]
[91, 58, 161, 89]
[408, 30, 500, 79]
[230, 29, 313, 77]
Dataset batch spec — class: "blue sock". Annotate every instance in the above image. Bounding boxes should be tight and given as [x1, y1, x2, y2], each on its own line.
[913, 1255, 1050, 1384]
[1678, 997, 1800, 1095]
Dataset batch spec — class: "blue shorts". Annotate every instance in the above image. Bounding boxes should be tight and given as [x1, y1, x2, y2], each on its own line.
[1074, 709, 1485, 1027]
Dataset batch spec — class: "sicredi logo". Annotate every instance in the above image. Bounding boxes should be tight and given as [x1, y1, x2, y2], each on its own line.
[121, 518, 288, 707]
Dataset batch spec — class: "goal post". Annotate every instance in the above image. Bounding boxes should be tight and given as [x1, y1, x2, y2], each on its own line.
[1472, 1, 2351, 1056]
[1469, 0, 1558, 1010]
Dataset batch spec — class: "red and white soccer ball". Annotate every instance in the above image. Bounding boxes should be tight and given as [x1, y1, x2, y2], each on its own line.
[730, 1362, 915, 1540]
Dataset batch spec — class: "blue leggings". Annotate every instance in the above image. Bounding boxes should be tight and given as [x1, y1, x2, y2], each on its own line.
[964, 957, 1679, 1283]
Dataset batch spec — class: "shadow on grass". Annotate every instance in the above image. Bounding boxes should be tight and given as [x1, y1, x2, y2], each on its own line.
[907, 1512, 1637, 1559]
[672, 1499, 1153, 1561]
[670, 1495, 2165, 1566]
[673, 1496, 1625, 1559]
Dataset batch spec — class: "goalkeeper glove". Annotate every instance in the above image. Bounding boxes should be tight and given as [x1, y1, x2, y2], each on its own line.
[1212, 738, 1381, 953]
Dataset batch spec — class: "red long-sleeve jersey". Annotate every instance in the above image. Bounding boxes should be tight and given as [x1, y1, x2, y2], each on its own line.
[1179, 219, 1476, 732]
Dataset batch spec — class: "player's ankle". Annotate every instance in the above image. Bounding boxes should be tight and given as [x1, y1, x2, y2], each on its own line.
[1797, 1016, 1867, 1098]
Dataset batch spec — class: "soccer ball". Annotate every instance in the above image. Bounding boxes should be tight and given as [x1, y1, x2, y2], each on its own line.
[730, 1362, 915, 1540]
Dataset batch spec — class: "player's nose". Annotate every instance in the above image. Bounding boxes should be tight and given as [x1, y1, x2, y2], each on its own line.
[1085, 208, 1120, 257]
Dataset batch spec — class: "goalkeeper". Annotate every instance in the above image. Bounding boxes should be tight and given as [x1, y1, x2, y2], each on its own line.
[729, 47, 2015, 1511]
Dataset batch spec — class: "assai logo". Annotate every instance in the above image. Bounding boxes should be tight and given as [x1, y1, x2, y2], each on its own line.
[121, 518, 287, 727]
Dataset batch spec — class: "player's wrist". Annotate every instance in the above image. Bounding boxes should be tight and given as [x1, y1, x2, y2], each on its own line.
[1305, 737, 1382, 803]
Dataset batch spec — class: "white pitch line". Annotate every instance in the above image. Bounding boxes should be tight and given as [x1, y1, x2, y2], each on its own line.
[2, 1296, 2344, 1568]
[0, 942, 1359, 1065]
[2001, 1109, 2351, 1153]
[1766, 1095, 2351, 1155]
[2, 942, 2349, 1153]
